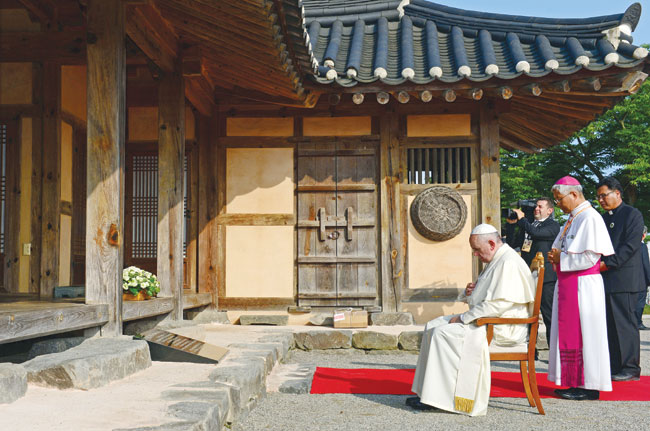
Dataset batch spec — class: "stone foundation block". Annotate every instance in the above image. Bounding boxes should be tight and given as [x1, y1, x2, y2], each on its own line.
[370, 312, 414, 326]
[352, 331, 398, 350]
[398, 331, 423, 351]
[293, 330, 352, 350]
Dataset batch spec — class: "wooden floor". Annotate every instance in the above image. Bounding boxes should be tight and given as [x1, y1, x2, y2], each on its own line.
[0, 292, 213, 344]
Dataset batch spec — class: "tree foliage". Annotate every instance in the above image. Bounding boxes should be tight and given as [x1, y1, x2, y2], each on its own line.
[501, 78, 650, 224]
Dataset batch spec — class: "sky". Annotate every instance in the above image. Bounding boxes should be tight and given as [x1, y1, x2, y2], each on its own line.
[435, 0, 650, 46]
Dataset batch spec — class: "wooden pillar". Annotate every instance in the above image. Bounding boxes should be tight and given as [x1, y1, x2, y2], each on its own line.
[479, 103, 501, 231]
[157, 64, 185, 320]
[197, 114, 218, 304]
[379, 109, 403, 312]
[30, 63, 43, 294]
[186, 141, 199, 292]
[85, 0, 126, 336]
[40, 62, 61, 298]
[3, 120, 21, 292]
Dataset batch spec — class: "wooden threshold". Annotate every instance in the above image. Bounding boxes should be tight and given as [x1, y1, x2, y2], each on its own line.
[0, 302, 108, 344]
[182, 292, 212, 310]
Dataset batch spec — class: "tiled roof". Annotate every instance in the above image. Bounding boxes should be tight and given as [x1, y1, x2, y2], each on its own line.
[303, 0, 648, 86]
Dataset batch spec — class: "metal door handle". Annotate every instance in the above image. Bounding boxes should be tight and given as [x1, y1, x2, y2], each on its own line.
[318, 207, 326, 241]
[327, 231, 340, 240]
[345, 207, 354, 241]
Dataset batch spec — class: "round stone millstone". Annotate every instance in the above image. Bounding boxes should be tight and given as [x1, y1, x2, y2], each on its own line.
[410, 186, 467, 241]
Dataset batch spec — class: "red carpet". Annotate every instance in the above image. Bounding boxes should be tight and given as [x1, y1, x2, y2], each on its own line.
[310, 367, 650, 401]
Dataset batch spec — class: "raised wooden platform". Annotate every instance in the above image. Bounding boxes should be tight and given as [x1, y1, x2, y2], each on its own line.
[0, 301, 108, 344]
[0, 292, 214, 344]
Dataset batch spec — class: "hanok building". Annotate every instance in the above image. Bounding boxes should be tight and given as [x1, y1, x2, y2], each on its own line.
[0, 0, 648, 342]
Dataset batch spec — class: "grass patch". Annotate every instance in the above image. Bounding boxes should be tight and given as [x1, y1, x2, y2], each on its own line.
[645, 304, 650, 315]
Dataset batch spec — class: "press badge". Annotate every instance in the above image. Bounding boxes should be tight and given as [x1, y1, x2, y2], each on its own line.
[521, 238, 533, 252]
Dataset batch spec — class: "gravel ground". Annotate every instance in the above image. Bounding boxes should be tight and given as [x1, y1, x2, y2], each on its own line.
[234, 319, 650, 431]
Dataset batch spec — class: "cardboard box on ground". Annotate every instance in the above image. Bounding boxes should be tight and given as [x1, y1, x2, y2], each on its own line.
[333, 309, 368, 328]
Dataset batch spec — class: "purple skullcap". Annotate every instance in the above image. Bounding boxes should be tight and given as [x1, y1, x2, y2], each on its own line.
[554, 176, 581, 186]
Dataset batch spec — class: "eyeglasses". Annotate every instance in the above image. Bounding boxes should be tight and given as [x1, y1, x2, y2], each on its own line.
[596, 191, 615, 200]
[554, 194, 568, 204]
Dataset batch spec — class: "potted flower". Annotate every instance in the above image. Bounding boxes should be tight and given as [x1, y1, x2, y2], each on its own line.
[122, 266, 161, 301]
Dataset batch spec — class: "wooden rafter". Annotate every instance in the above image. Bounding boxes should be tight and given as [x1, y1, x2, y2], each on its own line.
[125, 2, 179, 73]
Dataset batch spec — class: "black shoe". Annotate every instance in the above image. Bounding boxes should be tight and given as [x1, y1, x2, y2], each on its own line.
[639, 324, 650, 331]
[406, 396, 436, 411]
[611, 371, 641, 382]
[555, 387, 599, 400]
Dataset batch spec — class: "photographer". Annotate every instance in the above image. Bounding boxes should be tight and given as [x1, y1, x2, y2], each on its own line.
[507, 198, 560, 345]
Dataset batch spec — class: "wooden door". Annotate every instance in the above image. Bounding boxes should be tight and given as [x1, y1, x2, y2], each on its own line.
[297, 140, 378, 307]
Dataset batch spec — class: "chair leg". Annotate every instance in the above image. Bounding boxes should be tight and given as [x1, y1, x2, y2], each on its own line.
[527, 358, 545, 415]
[520, 361, 535, 407]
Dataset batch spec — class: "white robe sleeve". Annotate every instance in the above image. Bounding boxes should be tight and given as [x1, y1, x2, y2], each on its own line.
[460, 299, 514, 323]
[560, 250, 601, 271]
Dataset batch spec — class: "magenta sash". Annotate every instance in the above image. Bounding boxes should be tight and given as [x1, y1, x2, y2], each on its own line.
[556, 260, 600, 387]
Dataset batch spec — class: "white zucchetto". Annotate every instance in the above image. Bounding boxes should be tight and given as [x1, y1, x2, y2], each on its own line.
[471, 223, 498, 235]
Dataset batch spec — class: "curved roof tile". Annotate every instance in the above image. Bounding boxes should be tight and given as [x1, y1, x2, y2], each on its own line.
[302, 0, 647, 86]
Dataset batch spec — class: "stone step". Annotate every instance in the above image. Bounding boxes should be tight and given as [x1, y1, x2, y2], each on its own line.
[22, 336, 151, 390]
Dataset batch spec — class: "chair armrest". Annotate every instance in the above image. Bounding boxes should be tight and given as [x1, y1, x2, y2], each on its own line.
[475, 316, 537, 326]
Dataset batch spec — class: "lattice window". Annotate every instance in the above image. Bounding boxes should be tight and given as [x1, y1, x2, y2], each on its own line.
[130, 154, 189, 259]
[131, 155, 158, 258]
[0, 124, 6, 255]
[406, 147, 472, 184]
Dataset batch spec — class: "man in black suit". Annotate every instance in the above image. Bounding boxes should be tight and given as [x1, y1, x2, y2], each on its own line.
[597, 177, 645, 381]
[637, 226, 650, 330]
[510, 197, 560, 344]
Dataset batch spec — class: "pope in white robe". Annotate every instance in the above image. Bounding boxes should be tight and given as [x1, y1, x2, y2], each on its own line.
[409, 224, 535, 416]
[548, 177, 614, 400]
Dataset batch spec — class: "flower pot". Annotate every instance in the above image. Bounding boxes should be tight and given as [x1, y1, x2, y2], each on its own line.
[123, 291, 147, 301]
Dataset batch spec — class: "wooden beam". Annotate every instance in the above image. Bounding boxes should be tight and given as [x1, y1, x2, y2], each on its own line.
[122, 297, 174, 321]
[479, 102, 500, 231]
[197, 114, 218, 302]
[85, 0, 126, 336]
[40, 62, 61, 299]
[157, 63, 185, 321]
[379, 109, 402, 312]
[125, 2, 179, 73]
[0, 31, 86, 63]
[16, 0, 55, 29]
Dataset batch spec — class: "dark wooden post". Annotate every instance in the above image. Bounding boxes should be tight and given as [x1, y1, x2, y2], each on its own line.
[40, 62, 61, 298]
[197, 114, 218, 304]
[379, 109, 403, 312]
[157, 64, 185, 320]
[85, 0, 126, 336]
[479, 103, 501, 231]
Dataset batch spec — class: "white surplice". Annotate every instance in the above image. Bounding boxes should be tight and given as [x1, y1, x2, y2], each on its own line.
[547, 200, 614, 391]
[411, 244, 535, 416]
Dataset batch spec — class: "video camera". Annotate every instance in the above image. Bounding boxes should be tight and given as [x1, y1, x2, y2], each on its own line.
[501, 199, 537, 222]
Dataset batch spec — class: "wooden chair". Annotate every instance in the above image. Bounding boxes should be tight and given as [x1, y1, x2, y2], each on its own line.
[475, 251, 546, 415]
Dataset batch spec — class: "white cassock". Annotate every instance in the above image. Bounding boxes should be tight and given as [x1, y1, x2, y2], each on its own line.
[411, 244, 535, 416]
[548, 200, 614, 391]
